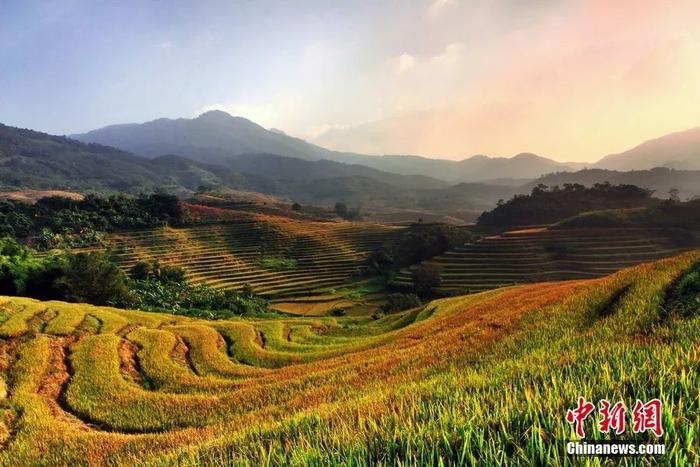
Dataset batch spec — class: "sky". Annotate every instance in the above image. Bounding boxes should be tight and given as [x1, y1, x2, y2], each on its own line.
[1, 0, 700, 162]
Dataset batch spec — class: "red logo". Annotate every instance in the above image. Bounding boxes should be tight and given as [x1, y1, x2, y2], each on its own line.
[632, 399, 664, 437]
[566, 398, 663, 438]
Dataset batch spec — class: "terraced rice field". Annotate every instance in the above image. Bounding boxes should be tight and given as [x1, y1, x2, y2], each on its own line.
[51, 216, 406, 299]
[393, 227, 697, 294]
[0, 251, 697, 465]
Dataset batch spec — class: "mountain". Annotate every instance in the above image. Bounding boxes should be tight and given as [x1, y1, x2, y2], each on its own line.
[0, 123, 447, 204]
[0, 123, 166, 191]
[223, 153, 447, 189]
[74, 111, 580, 182]
[596, 127, 700, 170]
[73, 110, 334, 163]
[325, 152, 581, 182]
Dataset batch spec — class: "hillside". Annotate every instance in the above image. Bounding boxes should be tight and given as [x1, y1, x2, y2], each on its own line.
[0, 252, 697, 464]
[39, 213, 407, 299]
[596, 126, 700, 170]
[0, 124, 165, 192]
[393, 227, 698, 294]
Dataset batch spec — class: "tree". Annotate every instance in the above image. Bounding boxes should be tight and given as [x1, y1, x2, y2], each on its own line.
[668, 188, 680, 203]
[291, 202, 302, 211]
[55, 252, 132, 306]
[412, 263, 443, 297]
[334, 202, 349, 218]
[130, 261, 151, 280]
[159, 265, 187, 284]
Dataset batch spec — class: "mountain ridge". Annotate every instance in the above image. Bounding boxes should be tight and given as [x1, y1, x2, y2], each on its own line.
[73, 111, 580, 182]
[595, 126, 700, 170]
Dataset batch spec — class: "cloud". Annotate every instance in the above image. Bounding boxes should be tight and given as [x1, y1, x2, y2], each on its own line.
[306, 122, 350, 140]
[427, 0, 456, 18]
[196, 103, 227, 115]
[395, 53, 416, 74]
[155, 40, 173, 50]
[431, 42, 463, 66]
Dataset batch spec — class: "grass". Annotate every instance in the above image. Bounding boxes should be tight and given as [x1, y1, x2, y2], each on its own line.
[0, 250, 696, 465]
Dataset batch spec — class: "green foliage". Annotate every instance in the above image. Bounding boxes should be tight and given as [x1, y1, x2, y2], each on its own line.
[412, 263, 443, 297]
[477, 182, 656, 228]
[0, 242, 128, 305]
[54, 252, 132, 306]
[259, 256, 297, 271]
[0, 193, 183, 250]
[130, 260, 187, 284]
[381, 293, 422, 312]
[129, 279, 270, 318]
[366, 224, 473, 276]
[334, 202, 361, 220]
[0, 237, 268, 317]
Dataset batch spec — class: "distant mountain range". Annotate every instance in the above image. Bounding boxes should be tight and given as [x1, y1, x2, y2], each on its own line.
[595, 127, 700, 170]
[0, 123, 446, 202]
[73, 110, 581, 182]
[3, 113, 700, 223]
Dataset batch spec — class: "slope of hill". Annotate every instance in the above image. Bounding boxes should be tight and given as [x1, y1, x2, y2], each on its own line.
[392, 227, 698, 294]
[596, 127, 700, 170]
[0, 251, 697, 464]
[0, 124, 167, 191]
[40, 213, 407, 299]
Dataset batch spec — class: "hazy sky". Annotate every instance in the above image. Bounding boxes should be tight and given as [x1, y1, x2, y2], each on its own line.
[2, 0, 700, 162]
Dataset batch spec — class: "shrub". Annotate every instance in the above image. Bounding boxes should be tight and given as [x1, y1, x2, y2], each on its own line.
[330, 308, 347, 317]
[54, 252, 132, 306]
[381, 293, 422, 312]
[259, 257, 297, 271]
[412, 263, 443, 297]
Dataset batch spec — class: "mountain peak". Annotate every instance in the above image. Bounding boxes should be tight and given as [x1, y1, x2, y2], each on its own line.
[511, 152, 542, 160]
[196, 109, 237, 122]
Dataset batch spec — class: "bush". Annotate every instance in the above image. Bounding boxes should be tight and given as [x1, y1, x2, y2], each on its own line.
[381, 293, 422, 312]
[330, 307, 347, 317]
[412, 263, 443, 297]
[54, 252, 132, 306]
[129, 279, 270, 317]
[259, 257, 297, 271]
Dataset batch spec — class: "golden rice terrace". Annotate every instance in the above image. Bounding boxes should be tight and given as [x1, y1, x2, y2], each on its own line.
[0, 251, 697, 465]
